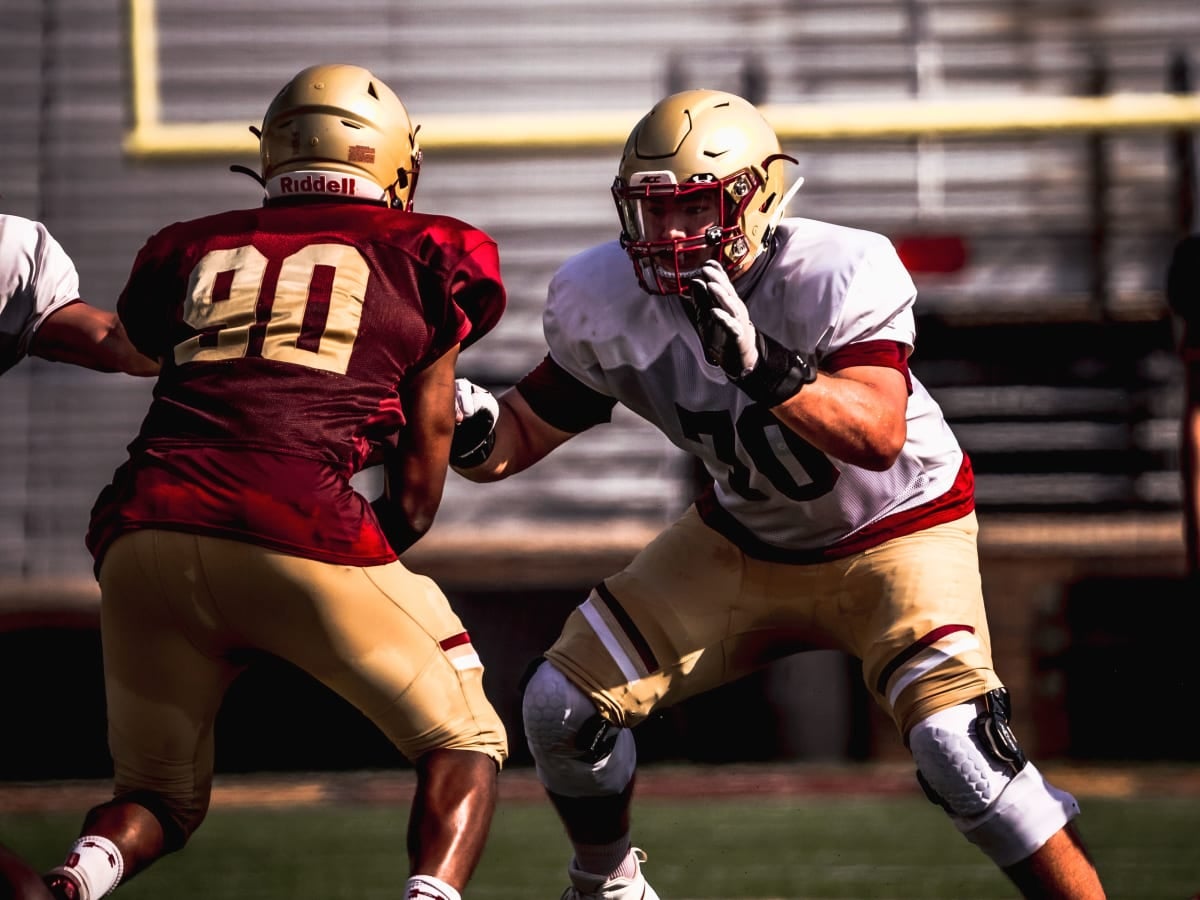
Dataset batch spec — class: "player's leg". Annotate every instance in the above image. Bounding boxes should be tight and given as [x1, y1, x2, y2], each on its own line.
[907, 692, 1104, 899]
[406, 747, 499, 892]
[834, 512, 1105, 899]
[45, 530, 235, 899]
[214, 544, 505, 899]
[0, 843, 53, 900]
[524, 506, 813, 899]
[522, 659, 644, 897]
[1003, 820, 1104, 899]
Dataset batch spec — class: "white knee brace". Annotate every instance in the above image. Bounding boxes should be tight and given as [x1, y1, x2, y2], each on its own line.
[909, 693, 1080, 868]
[521, 661, 636, 798]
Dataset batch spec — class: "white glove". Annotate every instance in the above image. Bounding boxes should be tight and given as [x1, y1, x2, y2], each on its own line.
[451, 377, 499, 467]
[689, 259, 760, 377]
[686, 260, 817, 405]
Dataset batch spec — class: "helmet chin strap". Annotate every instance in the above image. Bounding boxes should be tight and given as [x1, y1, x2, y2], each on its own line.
[740, 174, 804, 288]
[732, 235, 777, 299]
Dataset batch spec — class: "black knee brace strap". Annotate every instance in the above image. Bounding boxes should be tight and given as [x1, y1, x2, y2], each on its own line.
[977, 688, 1027, 775]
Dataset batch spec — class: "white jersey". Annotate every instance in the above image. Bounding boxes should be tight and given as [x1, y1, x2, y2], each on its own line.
[544, 217, 968, 554]
[0, 214, 81, 374]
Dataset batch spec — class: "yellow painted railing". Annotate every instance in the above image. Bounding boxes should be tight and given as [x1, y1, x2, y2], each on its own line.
[126, 0, 1200, 158]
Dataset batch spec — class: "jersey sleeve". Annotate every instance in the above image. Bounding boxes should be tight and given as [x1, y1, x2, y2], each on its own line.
[449, 235, 507, 351]
[823, 339, 913, 392]
[540, 248, 620, 397]
[0, 216, 82, 365]
[516, 354, 616, 432]
[828, 234, 917, 352]
[116, 229, 185, 360]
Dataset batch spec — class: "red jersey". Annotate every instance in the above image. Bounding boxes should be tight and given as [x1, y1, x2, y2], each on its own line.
[87, 198, 506, 568]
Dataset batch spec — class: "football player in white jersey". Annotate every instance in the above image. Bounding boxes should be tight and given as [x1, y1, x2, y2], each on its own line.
[452, 90, 1106, 899]
[0, 214, 158, 899]
[0, 214, 158, 377]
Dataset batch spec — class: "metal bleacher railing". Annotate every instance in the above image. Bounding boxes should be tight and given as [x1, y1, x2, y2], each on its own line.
[3, 0, 1198, 606]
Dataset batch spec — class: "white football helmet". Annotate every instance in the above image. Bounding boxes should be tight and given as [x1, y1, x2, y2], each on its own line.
[259, 63, 422, 210]
[612, 89, 799, 295]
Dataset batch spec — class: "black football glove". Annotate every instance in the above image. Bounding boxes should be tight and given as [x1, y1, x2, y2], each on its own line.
[451, 378, 499, 468]
[686, 260, 816, 406]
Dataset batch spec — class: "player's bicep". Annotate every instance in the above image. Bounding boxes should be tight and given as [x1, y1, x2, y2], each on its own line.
[826, 363, 910, 461]
[828, 364, 910, 412]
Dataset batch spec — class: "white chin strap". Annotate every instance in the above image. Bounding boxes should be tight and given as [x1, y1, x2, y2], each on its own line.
[768, 176, 805, 231]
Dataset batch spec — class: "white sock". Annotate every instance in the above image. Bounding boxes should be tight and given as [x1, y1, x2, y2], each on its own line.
[404, 874, 461, 900]
[47, 835, 125, 900]
[574, 835, 635, 881]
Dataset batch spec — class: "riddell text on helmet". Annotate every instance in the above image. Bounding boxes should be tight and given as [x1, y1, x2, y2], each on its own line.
[278, 175, 359, 195]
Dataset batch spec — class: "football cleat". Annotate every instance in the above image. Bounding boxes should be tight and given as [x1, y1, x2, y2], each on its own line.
[559, 848, 660, 900]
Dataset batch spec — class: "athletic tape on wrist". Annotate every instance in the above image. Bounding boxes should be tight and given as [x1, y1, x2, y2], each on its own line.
[733, 331, 817, 406]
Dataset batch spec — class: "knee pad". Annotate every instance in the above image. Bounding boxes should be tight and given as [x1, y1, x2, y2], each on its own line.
[521, 660, 636, 798]
[909, 689, 1080, 868]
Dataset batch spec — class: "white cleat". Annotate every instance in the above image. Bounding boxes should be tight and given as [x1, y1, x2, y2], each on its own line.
[559, 848, 661, 900]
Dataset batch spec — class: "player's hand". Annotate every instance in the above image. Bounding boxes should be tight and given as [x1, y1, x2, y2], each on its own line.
[687, 260, 817, 406]
[687, 259, 760, 378]
[451, 378, 499, 468]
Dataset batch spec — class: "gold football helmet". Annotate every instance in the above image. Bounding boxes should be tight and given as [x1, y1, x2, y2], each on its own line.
[612, 89, 799, 295]
[259, 64, 422, 210]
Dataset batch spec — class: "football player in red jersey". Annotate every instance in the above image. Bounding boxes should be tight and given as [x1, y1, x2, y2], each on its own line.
[452, 90, 1106, 899]
[39, 64, 508, 900]
[0, 213, 159, 377]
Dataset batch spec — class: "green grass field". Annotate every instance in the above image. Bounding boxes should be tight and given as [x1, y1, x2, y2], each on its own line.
[3, 777, 1198, 899]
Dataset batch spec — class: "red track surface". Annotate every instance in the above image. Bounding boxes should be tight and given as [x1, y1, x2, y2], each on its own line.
[3, 762, 1198, 813]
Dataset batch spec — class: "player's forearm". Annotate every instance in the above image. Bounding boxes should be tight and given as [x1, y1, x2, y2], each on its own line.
[97, 320, 161, 376]
[455, 389, 572, 482]
[31, 303, 159, 376]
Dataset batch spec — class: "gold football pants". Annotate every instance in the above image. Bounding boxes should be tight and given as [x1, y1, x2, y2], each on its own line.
[546, 507, 1000, 738]
[98, 530, 507, 837]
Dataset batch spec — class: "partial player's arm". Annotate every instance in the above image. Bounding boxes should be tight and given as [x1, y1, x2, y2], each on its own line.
[770, 364, 908, 471]
[30, 301, 161, 376]
[372, 344, 460, 553]
[451, 355, 615, 481]
[451, 383, 576, 482]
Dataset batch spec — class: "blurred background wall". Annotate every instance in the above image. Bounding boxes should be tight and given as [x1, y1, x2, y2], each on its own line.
[2, 0, 1198, 777]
